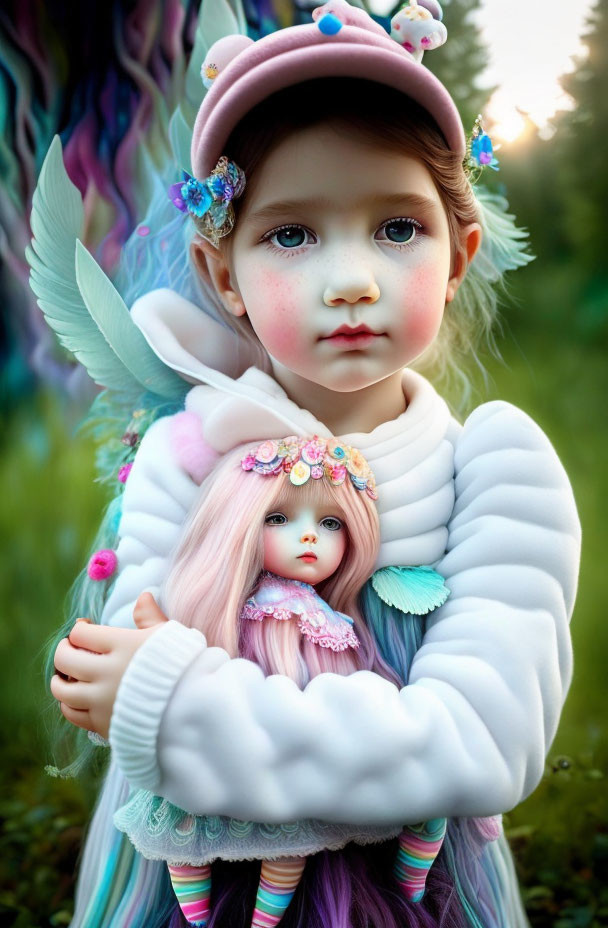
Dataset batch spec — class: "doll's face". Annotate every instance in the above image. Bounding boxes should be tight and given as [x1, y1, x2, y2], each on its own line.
[263, 500, 347, 585]
[213, 124, 476, 394]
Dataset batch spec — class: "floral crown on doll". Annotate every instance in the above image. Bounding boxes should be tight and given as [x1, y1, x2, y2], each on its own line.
[241, 436, 378, 501]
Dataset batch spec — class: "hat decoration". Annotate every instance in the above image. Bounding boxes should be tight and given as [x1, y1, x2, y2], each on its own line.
[389, 0, 447, 62]
[200, 35, 254, 90]
[311, 0, 363, 34]
[241, 436, 378, 500]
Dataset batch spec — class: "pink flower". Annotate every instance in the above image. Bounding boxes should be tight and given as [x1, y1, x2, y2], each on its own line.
[255, 439, 279, 463]
[311, 464, 324, 479]
[117, 462, 133, 483]
[301, 438, 325, 465]
[241, 453, 256, 471]
[87, 549, 118, 581]
[328, 463, 347, 485]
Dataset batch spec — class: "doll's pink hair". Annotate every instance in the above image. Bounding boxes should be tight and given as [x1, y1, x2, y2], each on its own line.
[163, 444, 400, 687]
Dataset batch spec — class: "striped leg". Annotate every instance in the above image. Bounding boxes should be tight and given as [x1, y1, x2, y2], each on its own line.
[251, 856, 306, 928]
[167, 863, 212, 927]
[394, 818, 447, 903]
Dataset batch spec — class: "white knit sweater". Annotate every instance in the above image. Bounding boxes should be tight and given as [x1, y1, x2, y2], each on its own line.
[105, 289, 580, 827]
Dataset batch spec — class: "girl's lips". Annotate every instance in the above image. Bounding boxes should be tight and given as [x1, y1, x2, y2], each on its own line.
[320, 325, 384, 350]
[324, 332, 379, 349]
[298, 553, 318, 562]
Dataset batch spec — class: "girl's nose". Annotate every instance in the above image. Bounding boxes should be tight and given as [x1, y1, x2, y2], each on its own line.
[300, 531, 317, 544]
[323, 267, 380, 307]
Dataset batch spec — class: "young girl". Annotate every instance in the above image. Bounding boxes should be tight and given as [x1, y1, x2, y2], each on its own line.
[44, 1, 581, 926]
[114, 436, 451, 926]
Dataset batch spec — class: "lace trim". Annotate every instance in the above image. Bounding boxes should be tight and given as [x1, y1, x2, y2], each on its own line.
[297, 618, 359, 652]
[241, 601, 359, 651]
[241, 603, 293, 622]
[114, 790, 401, 866]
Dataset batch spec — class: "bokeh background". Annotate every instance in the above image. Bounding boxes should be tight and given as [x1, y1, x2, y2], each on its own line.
[1, 0, 606, 925]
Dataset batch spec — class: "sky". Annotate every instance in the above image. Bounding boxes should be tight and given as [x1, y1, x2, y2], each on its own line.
[476, 0, 597, 142]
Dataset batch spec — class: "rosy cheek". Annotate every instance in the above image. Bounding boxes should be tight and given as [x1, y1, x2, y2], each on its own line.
[245, 270, 306, 362]
[262, 528, 284, 574]
[399, 266, 446, 351]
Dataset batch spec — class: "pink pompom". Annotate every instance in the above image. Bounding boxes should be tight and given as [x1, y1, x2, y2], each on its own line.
[117, 462, 133, 483]
[87, 549, 118, 581]
[171, 411, 220, 484]
[475, 815, 503, 843]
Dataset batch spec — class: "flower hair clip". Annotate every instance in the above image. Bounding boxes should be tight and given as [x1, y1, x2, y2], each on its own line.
[168, 156, 246, 245]
[241, 436, 378, 501]
[466, 115, 499, 180]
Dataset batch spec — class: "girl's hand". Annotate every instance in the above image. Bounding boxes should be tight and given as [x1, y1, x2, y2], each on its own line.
[50, 608, 164, 738]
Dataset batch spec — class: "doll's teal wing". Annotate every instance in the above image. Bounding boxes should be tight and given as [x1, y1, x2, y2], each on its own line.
[371, 566, 450, 616]
[170, 0, 247, 173]
[26, 136, 187, 401]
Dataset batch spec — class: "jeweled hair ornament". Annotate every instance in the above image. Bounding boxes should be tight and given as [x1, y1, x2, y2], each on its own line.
[241, 436, 378, 501]
[168, 155, 246, 245]
[466, 115, 500, 181]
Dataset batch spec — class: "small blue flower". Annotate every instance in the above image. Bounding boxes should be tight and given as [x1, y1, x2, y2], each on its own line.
[471, 132, 499, 171]
[207, 172, 235, 203]
[181, 177, 213, 217]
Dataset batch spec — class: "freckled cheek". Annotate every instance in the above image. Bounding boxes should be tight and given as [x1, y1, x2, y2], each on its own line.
[397, 266, 447, 351]
[241, 269, 308, 362]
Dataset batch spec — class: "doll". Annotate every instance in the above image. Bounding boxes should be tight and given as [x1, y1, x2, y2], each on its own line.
[114, 436, 450, 926]
[40, 0, 581, 926]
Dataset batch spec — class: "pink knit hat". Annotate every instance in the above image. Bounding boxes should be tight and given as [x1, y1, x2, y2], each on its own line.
[191, 0, 466, 181]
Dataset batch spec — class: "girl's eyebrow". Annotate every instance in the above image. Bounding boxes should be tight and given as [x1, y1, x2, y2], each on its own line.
[245, 192, 439, 224]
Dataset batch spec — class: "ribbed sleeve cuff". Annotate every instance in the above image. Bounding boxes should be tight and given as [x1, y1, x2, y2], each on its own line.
[109, 620, 207, 790]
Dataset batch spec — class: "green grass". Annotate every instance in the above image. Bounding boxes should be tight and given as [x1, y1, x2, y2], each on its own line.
[0, 335, 606, 925]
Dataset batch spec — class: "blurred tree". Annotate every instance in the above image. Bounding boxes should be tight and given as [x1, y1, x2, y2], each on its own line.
[553, 0, 608, 340]
[424, 0, 491, 130]
[490, 1, 607, 343]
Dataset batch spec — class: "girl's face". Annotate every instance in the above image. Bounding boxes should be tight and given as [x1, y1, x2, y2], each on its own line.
[263, 499, 347, 585]
[214, 124, 474, 394]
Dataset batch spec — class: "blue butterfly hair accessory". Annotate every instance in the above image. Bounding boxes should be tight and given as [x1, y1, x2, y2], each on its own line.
[467, 115, 499, 178]
[168, 155, 246, 245]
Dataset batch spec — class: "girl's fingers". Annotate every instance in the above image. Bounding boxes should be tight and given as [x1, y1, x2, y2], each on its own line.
[54, 637, 99, 682]
[50, 674, 93, 711]
[59, 702, 92, 731]
[68, 619, 117, 653]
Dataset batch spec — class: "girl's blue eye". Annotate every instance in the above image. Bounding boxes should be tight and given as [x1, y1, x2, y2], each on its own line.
[377, 218, 421, 245]
[276, 227, 305, 248]
[320, 516, 342, 532]
[264, 225, 315, 250]
[265, 512, 287, 525]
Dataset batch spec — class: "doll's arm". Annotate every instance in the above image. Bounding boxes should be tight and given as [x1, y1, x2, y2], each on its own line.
[110, 401, 580, 825]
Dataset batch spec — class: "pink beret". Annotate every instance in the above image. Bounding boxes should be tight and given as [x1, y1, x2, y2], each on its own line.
[191, 1, 465, 180]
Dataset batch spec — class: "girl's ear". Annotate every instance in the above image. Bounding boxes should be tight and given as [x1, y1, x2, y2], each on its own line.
[445, 222, 482, 304]
[190, 237, 247, 317]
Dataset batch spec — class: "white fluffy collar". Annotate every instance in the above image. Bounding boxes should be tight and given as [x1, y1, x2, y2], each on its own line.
[132, 288, 457, 568]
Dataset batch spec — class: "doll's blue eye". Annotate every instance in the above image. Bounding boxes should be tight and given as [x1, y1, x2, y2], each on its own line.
[320, 517, 342, 532]
[265, 512, 287, 525]
[379, 219, 421, 244]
